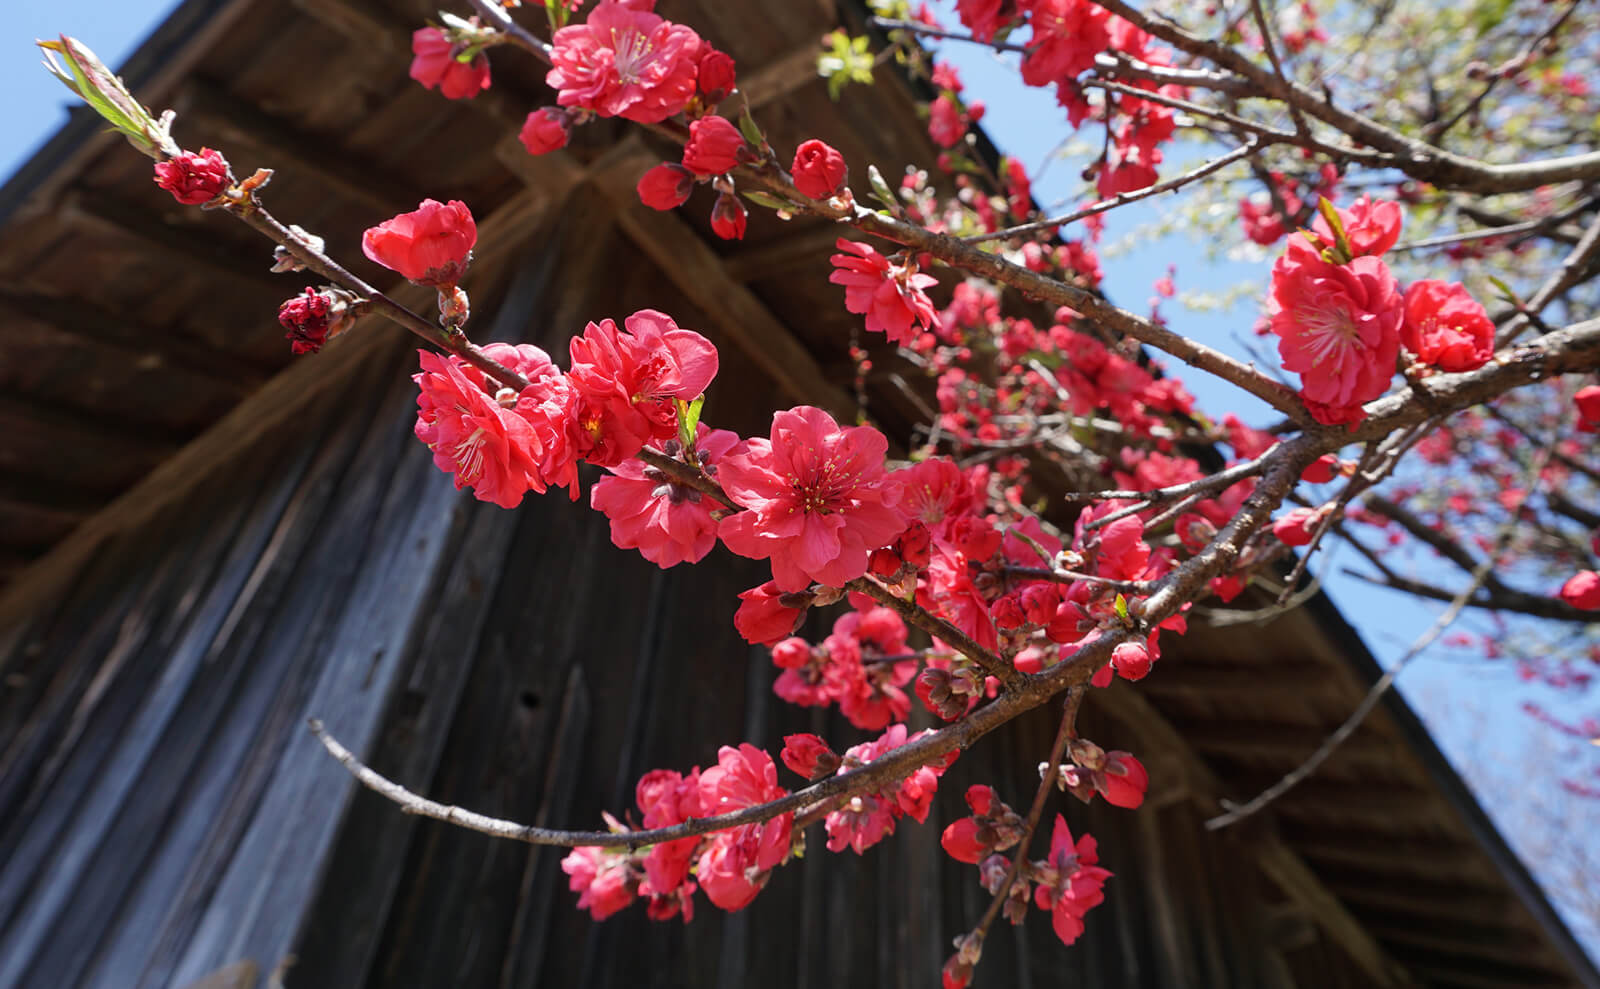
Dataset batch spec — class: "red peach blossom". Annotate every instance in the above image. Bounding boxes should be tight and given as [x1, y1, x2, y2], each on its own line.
[547, 2, 701, 124]
[153, 147, 229, 205]
[717, 406, 906, 591]
[567, 309, 719, 466]
[780, 733, 839, 779]
[1020, 0, 1111, 87]
[1312, 195, 1403, 258]
[362, 199, 476, 285]
[561, 847, 634, 920]
[409, 27, 491, 100]
[1402, 279, 1494, 372]
[791, 139, 848, 199]
[591, 426, 742, 567]
[830, 239, 940, 345]
[1035, 815, 1112, 947]
[1269, 247, 1402, 425]
[413, 344, 557, 508]
[695, 744, 791, 911]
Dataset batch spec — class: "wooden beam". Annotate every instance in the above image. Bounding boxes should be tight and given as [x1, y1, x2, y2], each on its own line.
[61, 190, 283, 292]
[1094, 683, 1415, 987]
[720, 222, 849, 282]
[1138, 661, 1349, 700]
[0, 394, 185, 457]
[582, 142, 856, 417]
[0, 184, 552, 631]
[1290, 833, 1503, 885]
[0, 289, 269, 390]
[738, 42, 827, 109]
[175, 81, 421, 215]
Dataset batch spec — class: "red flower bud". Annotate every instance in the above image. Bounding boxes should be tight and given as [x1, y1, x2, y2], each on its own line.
[709, 192, 747, 240]
[769, 636, 811, 669]
[1301, 454, 1339, 484]
[361, 199, 476, 286]
[991, 594, 1026, 631]
[940, 817, 987, 864]
[1272, 507, 1321, 547]
[791, 139, 848, 200]
[682, 115, 748, 177]
[153, 147, 229, 205]
[1174, 512, 1216, 554]
[1019, 583, 1061, 626]
[896, 520, 932, 569]
[696, 49, 737, 104]
[1577, 385, 1600, 428]
[780, 733, 839, 779]
[963, 784, 998, 816]
[734, 580, 803, 645]
[519, 107, 572, 155]
[869, 546, 902, 577]
[1100, 751, 1149, 809]
[278, 287, 333, 355]
[636, 162, 696, 210]
[1111, 641, 1152, 681]
[1560, 570, 1600, 611]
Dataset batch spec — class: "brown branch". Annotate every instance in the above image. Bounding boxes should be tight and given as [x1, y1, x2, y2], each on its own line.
[845, 576, 1022, 690]
[223, 196, 531, 392]
[1088, 0, 1600, 193]
[1341, 569, 1600, 623]
[465, 0, 554, 62]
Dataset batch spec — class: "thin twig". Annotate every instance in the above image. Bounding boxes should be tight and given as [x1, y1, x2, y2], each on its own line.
[1206, 446, 1553, 829]
[962, 139, 1260, 243]
[965, 688, 1084, 953]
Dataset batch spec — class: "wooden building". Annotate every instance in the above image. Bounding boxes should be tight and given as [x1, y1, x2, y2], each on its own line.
[0, 0, 1595, 986]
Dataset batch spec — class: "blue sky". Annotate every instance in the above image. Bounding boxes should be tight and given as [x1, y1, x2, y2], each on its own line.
[7, 0, 1595, 960]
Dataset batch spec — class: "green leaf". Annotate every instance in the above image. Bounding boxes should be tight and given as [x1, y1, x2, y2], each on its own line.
[741, 190, 791, 211]
[737, 103, 766, 148]
[39, 36, 176, 159]
[676, 396, 704, 451]
[1114, 594, 1130, 622]
[866, 164, 902, 216]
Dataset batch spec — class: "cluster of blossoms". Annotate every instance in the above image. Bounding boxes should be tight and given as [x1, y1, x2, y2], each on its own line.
[939, 788, 1113, 988]
[1269, 196, 1494, 426]
[944, 0, 1186, 198]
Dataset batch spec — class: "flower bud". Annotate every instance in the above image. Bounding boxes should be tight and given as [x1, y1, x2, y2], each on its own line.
[769, 636, 812, 669]
[637, 162, 696, 211]
[362, 199, 476, 286]
[780, 733, 840, 779]
[519, 107, 572, 155]
[696, 49, 737, 104]
[682, 115, 749, 176]
[709, 192, 747, 241]
[1111, 641, 1152, 681]
[153, 148, 230, 205]
[791, 139, 848, 200]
